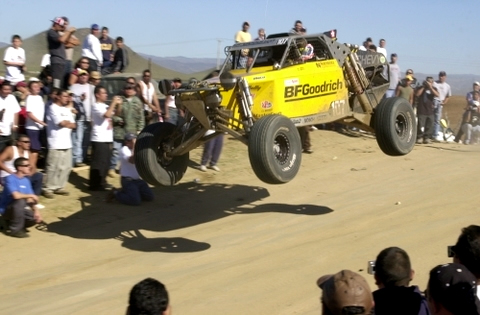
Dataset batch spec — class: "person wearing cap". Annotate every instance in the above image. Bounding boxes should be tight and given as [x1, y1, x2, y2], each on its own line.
[43, 89, 76, 199]
[106, 132, 153, 205]
[396, 74, 415, 105]
[466, 82, 480, 106]
[450, 225, 480, 299]
[235, 21, 252, 68]
[359, 37, 373, 51]
[427, 263, 480, 315]
[70, 70, 92, 167]
[110, 83, 144, 176]
[82, 24, 103, 72]
[89, 85, 115, 191]
[3, 34, 26, 85]
[0, 82, 21, 152]
[47, 17, 76, 88]
[385, 53, 401, 98]
[317, 269, 374, 315]
[371, 247, 430, 315]
[432, 71, 451, 140]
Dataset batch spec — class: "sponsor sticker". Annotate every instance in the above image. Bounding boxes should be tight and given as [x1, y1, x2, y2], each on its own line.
[261, 101, 272, 109]
[253, 76, 265, 81]
[284, 78, 299, 86]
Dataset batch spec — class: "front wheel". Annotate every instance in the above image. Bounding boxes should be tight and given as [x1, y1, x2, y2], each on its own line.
[134, 122, 189, 186]
[374, 97, 417, 156]
[248, 115, 302, 184]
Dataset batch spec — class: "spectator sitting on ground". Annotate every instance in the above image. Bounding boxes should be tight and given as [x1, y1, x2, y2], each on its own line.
[0, 157, 43, 238]
[460, 93, 480, 145]
[127, 278, 171, 315]
[372, 247, 429, 315]
[317, 269, 374, 315]
[0, 134, 44, 208]
[427, 263, 480, 315]
[450, 225, 480, 299]
[106, 133, 153, 205]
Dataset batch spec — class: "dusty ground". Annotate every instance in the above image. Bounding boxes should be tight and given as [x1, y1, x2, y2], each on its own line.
[0, 96, 478, 315]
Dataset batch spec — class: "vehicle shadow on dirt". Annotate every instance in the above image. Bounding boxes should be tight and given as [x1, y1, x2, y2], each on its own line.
[45, 182, 333, 253]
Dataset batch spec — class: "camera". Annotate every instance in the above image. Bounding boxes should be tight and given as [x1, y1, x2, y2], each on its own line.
[447, 245, 455, 258]
[367, 260, 376, 274]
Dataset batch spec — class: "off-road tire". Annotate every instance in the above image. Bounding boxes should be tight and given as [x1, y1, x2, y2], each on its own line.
[374, 97, 417, 156]
[248, 115, 302, 184]
[135, 122, 189, 186]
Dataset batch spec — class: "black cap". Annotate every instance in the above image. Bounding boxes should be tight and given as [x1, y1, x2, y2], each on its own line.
[439, 71, 447, 77]
[391, 53, 397, 57]
[428, 263, 480, 315]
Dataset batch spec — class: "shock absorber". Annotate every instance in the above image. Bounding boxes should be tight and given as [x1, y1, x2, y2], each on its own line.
[237, 78, 254, 131]
[344, 53, 372, 114]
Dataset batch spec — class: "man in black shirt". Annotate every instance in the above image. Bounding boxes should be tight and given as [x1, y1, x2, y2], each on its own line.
[103, 37, 129, 75]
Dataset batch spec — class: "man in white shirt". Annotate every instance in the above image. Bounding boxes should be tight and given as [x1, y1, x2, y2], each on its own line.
[385, 53, 400, 98]
[164, 78, 183, 125]
[42, 89, 76, 199]
[0, 83, 20, 152]
[25, 80, 46, 171]
[432, 71, 452, 140]
[106, 133, 154, 205]
[82, 24, 103, 72]
[70, 70, 92, 167]
[3, 35, 26, 84]
[376, 38, 387, 57]
[89, 85, 115, 191]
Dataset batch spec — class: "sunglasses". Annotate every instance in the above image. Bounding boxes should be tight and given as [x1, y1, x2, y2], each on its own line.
[19, 140, 30, 143]
[19, 164, 30, 167]
[125, 87, 134, 90]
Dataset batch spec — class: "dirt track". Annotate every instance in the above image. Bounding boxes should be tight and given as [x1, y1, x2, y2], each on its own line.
[0, 119, 479, 314]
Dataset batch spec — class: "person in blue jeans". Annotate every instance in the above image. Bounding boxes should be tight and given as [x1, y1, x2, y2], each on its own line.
[106, 133, 153, 206]
[200, 132, 224, 172]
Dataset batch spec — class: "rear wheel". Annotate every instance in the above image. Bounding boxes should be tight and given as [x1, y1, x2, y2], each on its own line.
[375, 97, 416, 156]
[248, 115, 302, 184]
[135, 123, 189, 186]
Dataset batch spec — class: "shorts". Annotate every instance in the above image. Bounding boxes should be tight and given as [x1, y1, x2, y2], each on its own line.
[25, 129, 42, 151]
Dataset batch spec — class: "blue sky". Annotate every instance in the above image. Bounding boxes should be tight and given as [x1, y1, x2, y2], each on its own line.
[0, 0, 478, 75]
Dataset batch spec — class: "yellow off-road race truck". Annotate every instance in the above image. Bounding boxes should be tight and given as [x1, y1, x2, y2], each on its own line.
[134, 30, 416, 185]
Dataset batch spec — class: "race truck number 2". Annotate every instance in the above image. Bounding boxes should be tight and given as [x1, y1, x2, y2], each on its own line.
[330, 100, 345, 116]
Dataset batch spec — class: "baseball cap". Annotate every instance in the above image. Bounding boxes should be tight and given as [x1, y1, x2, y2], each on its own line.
[77, 69, 88, 76]
[473, 81, 480, 86]
[439, 71, 447, 77]
[406, 69, 414, 75]
[125, 133, 137, 141]
[16, 81, 27, 88]
[51, 17, 65, 26]
[317, 270, 373, 315]
[90, 71, 101, 79]
[391, 53, 397, 57]
[28, 77, 40, 82]
[427, 263, 480, 315]
[91, 24, 100, 30]
[405, 75, 414, 81]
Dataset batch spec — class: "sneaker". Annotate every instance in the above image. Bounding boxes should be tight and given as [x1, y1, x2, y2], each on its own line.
[9, 230, 29, 238]
[54, 188, 70, 196]
[423, 139, 432, 144]
[199, 165, 207, 172]
[416, 139, 423, 144]
[209, 165, 221, 172]
[42, 190, 54, 199]
[303, 149, 314, 154]
[108, 169, 116, 178]
[75, 162, 87, 167]
[35, 204, 45, 210]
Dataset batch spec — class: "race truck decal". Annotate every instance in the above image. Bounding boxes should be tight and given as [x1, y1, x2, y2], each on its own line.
[284, 79, 343, 101]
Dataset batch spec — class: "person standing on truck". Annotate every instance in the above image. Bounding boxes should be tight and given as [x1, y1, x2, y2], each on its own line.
[385, 53, 400, 98]
[234, 21, 252, 69]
